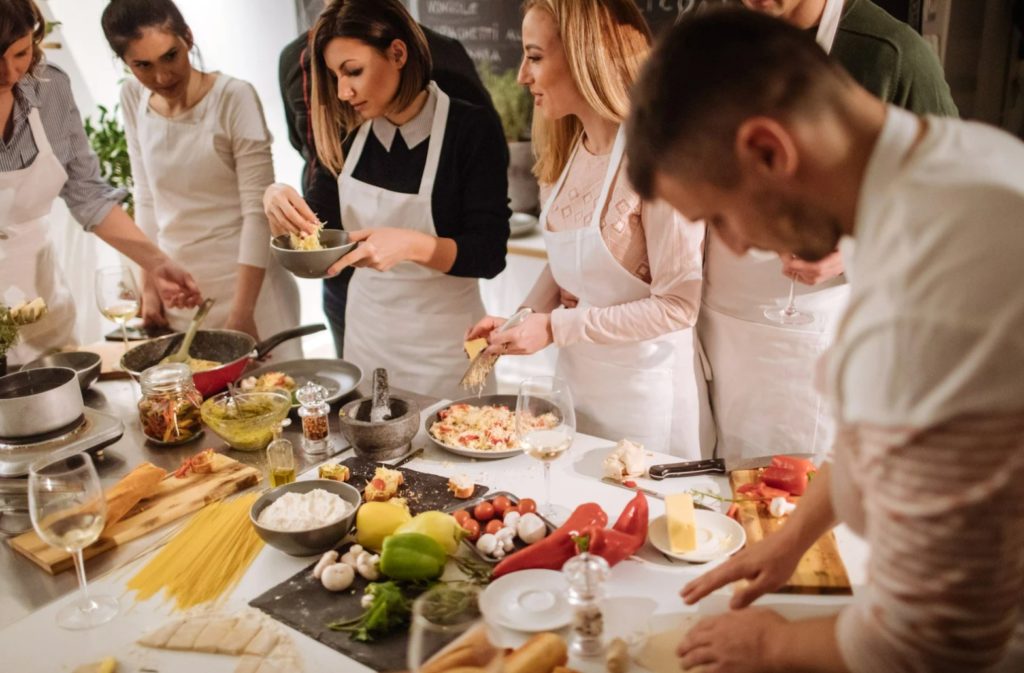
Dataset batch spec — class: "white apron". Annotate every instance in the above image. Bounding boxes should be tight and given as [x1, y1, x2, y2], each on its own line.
[543, 128, 713, 458]
[339, 84, 490, 400]
[0, 109, 75, 365]
[134, 76, 300, 356]
[698, 0, 847, 461]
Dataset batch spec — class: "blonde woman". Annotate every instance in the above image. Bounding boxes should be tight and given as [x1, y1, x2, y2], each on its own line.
[467, 0, 713, 457]
[263, 0, 510, 399]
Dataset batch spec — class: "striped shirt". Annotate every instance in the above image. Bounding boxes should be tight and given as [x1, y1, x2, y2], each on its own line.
[0, 64, 126, 230]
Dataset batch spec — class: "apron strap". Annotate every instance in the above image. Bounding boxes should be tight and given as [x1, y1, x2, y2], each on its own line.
[26, 109, 54, 156]
[816, 0, 844, 53]
[419, 82, 449, 196]
[539, 131, 584, 229]
[340, 121, 372, 180]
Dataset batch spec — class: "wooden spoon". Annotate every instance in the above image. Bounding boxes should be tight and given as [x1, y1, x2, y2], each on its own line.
[162, 298, 215, 364]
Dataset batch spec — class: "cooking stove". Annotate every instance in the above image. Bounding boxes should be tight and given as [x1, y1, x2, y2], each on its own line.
[0, 407, 124, 478]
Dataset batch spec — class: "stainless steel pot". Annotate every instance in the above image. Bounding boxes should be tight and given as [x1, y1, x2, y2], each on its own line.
[0, 367, 84, 438]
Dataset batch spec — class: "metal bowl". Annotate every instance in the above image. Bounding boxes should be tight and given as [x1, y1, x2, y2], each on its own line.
[0, 367, 83, 438]
[250, 479, 361, 556]
[338, 396, 420, 461]
[22, 352, 102, 391]
[270, 229, 357, 279]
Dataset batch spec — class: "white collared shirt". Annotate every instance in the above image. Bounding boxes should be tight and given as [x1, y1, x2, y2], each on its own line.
[371, 88, 436, 151]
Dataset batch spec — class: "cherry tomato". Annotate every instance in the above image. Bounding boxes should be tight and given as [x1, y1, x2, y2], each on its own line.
[474, 501, 496, 521]
[453, 510, 472, 525]
[491, 495, 512, 516]
[485, 519, 504, 535]
[504, 506, 519, 517]
[461, 518, 481, 541]
[517, 498, 537, 515]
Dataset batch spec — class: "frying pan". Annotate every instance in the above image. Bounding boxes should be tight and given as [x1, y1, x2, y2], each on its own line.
[120, 324, 326, 397]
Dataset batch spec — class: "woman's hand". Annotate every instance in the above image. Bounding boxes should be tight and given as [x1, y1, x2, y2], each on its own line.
[559, 287, 579, 308]
[263, 183, 320, 237]
[326, 228, 426, 275]
[486, 313, 553, 356]
[139, 280, 168, 329]
[465, 316, 507, 341]
[677, 608, 787, 673]
[224, 311, 259, 340]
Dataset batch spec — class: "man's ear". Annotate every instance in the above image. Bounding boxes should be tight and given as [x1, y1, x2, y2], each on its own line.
[735, 117, 799, 180]
[389, 39, 408, 68]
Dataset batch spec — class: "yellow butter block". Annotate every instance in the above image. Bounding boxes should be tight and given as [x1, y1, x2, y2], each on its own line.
[464, 337, 488, 360]
[665, 493, 697, 553]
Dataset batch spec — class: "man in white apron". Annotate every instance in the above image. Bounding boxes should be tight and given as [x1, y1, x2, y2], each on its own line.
[539, 127, 712, 457]
[700, 0, 847, 461]
[0, 109, 75, 365]
[337, 84, 490, 401]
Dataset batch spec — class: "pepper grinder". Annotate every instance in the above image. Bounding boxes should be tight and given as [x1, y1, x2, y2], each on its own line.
[296, 381, 331, 454]
[562, 551, 611, 657]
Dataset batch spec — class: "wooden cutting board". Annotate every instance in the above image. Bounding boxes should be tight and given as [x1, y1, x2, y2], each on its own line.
[9, 452, 261, 574]
[729, 469, 851, 594]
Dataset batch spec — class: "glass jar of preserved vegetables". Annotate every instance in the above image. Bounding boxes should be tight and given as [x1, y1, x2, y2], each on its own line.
[138, 363, 203, 444]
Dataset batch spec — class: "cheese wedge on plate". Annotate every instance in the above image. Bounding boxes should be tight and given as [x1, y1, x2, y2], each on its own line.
[665, 493, 697, 553]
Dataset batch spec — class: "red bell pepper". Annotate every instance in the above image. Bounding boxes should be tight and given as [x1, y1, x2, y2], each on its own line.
[760, 465, 807, 496]
[587, 492, 648, 566]
[770, 455, 816, 477]
[491, 502, 608, 579]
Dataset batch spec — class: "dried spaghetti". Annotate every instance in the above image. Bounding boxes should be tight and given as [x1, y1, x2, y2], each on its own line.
[127, 493, 264, 610]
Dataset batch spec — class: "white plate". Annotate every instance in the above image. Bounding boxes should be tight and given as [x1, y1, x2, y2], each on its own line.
[424, 394, 523, 460]
[479, 569, 571, 632]
[243, 358, 362, 408]
[648, 511, 746, 563]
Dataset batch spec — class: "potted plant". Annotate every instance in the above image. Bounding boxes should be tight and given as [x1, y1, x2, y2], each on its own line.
[0, 299, 48, 376]
[84, 105, 134, 216]
[480, 65, 538, 215]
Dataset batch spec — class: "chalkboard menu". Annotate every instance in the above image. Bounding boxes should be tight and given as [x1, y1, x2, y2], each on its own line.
[410, 0, 726, 74]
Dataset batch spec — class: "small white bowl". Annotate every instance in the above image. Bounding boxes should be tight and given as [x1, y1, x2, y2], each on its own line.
[479, 569, 571, 632]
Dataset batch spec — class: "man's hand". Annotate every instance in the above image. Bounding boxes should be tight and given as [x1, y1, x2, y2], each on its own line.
[678, 608, 787, 673]
[263, 183, 320, 237]
[782, 249, 844, 285]
[149, 260, 202, 310]
[140, 280, 168, 328]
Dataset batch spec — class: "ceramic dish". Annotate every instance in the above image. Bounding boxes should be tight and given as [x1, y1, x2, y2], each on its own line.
[647, 511, 746, 563]
[444, 491, 556, 563]
[243, 358, 363, 408]
[250, 479, 361, 556]
[479, 569, 572, 632]
[424, 394, 523, 460]
[270, 229, 357, 279]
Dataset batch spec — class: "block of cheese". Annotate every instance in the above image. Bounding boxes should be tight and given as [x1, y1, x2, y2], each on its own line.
[665, 493, 697, 553]
[464, 338, 488, 360]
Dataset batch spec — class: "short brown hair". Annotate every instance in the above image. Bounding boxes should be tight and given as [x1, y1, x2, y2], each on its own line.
[626, 7, 850, 197]
[0, 0, 45, 74]
[310, 0, 431, 175]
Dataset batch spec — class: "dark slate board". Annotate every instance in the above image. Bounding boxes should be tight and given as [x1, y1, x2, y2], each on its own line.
[250, 462, 488, 671]
[339, 456, 487, 513]
[251, 541, 422, 673]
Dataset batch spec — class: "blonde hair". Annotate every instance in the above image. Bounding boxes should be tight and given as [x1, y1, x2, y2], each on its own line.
[523, 0, 651, 185]
[309, 0, 431, 176]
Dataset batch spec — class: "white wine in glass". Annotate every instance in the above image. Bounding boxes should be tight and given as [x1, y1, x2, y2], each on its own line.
[516, 375, 575, 522]
[95, 266, 141, 354]
[29, 453, 119, 630]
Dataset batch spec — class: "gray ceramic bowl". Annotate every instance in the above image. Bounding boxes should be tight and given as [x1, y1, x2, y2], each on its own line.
[270, 229, 358, 279]
[250, 479, 361, 556]
[22, 351, 102, 391]
[338, 396, 420, 461]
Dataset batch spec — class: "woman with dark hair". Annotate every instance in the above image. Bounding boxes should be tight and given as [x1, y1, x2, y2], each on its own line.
[0, 0, 201, 365]
[263, 0, 509, 398]
[101, 0, 300, 349]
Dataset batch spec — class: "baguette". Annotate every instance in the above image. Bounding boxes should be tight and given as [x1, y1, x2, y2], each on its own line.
[503, 632, 567, 673]
[103, 462, 166, 532]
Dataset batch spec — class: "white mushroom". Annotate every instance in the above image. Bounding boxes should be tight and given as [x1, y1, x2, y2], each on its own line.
[355, 551, 381, 580]
[313, 550, 340, 579]
[495, 527, 517, 552]
[503, 511, 521, 531]
[340, 544, 364, 568]
[769, 497, 797, 518]
[517, 513, 547, 544]
[491, 546, 507, 559]
[320, 563, 355, 592]
[476, 533, 498, 556]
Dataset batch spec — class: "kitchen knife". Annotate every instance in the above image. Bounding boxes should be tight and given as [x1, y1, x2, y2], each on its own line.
[600, 477, 715, 511]
[647, 455, 812, 480]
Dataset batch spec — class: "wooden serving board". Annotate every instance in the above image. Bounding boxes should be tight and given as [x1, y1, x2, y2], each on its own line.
[730, 469, 851, 594]
[9, 453, 261, 574]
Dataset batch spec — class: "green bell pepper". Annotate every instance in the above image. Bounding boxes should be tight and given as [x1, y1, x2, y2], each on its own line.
[379, 532, 447, 581]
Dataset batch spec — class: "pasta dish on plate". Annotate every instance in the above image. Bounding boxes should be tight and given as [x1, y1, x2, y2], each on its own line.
[429, 403, 558, 452]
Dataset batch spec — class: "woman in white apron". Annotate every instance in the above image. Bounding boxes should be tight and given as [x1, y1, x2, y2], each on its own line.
[468, 0, 714, 458]
[0, 0, 201, 366]
[101, 0, 300, 356]
[262, 0, 510, 398]
[698, 0, 848, 461]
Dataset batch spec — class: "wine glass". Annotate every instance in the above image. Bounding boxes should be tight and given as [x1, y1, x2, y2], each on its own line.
[763, 277, 814, 325]
[95, 266, 141, 354]
[408, 583, 501, 673]
[516, 375, 575, 521]
[28, 452, 119, 630]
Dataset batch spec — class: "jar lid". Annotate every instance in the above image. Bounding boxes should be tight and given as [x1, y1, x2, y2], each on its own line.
[139, 362, 193, 390]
